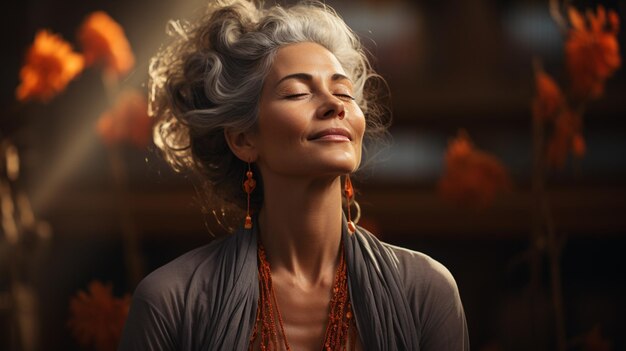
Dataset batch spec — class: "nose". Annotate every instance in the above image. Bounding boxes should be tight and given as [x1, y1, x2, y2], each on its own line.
[317, 94, 345, 120]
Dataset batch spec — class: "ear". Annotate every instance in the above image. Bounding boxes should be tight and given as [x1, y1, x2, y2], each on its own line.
[224, 128, 258, 163]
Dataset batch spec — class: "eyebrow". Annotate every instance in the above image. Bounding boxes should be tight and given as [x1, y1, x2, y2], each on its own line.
[275, 73, 352, 87]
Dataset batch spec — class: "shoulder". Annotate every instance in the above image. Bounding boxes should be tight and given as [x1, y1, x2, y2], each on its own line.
[381, 242, 469, 349]
[128, 234, 234, 330]
[350, 226, 460, 304]
[121, 231, 260, 350]
[383, 242, 460, 302]
[133, 237, 227, 308]
[120, 239, 228, 350]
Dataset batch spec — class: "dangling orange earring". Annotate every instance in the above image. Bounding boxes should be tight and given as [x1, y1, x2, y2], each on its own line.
[344, 175, 356, 233]
[243, 162, 256, 229]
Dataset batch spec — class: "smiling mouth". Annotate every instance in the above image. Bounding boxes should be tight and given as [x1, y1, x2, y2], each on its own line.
[312, 134, 351, 141]
[309, 128, 352, 141]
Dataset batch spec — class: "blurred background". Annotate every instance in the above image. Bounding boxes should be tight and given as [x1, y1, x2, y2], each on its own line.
[1, 0, 625, 350]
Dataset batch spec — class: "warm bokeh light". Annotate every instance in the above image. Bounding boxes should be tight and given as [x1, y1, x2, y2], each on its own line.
[68, 281, 130, 351]
[15, 30, 84, 103]
[77, 11, 135, 78]
[546, 109, 584, 169]
[532, 68, 564, 121]
[96, 89, 152, 149]
[572, 133, 586, 158]
[438, 131, 512, 209]
[565, 5, 621, 100]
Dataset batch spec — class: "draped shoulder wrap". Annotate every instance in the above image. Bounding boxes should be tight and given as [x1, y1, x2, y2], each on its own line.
[119, 215, 468, 350]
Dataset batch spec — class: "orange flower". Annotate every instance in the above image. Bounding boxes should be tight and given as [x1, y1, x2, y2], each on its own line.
[78, 11, 135, 78]
[97, 90, 152, 148]
[572, 133, 586, 158]
[532, 69, 564, 121]
[546, 110, 583, 169]
[16, 30, 84, 102]
[565, 6, 621, 100]
[446, 130, 473, 159]
[68, 281, 130, 351]
[572, 134, 587, 158]
[438, 131, 512, 209]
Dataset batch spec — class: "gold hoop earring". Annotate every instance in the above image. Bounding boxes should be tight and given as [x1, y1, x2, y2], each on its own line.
[344, 175, 357, 233]
[243, 162, 256, 229]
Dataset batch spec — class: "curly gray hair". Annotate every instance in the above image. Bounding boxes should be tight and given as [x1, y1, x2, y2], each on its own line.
[149, 0, 389, 230]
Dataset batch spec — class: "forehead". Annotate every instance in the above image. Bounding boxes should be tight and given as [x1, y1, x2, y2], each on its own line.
[267, 42, 347, 82]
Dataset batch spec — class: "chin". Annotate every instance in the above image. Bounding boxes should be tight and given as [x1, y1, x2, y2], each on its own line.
[324, 161, 360, 176]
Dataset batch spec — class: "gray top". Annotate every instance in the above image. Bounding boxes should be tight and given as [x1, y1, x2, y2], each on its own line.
[119, 216, 469, 350]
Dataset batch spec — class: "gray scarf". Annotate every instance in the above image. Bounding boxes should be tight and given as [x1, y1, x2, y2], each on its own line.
[203, 214, 419, 350]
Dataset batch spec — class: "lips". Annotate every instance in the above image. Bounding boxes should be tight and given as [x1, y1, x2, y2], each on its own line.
[309, 128, 352, 141]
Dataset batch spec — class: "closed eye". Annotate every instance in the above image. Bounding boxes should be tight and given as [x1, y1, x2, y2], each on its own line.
[334, 94, 355, 101]
[285, 93, 309, 99]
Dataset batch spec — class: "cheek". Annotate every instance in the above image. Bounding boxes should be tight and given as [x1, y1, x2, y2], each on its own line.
[352, 109, 366, 142]
[258, 105, 308, 146]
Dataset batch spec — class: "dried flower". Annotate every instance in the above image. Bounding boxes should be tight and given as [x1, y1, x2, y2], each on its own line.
[532, 69, 564, 121]
[565, 5, 621, 100]
[546, 110, 583, 169]
[16, 30, 84, 102]
[68, 281, 130, 351]
[97, 90, 152, 148]
[438, 131, 512, 209]
[77, 11, 135, 78]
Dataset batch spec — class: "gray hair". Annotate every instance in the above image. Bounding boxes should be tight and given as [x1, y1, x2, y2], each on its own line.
[149, 0, 389, 230]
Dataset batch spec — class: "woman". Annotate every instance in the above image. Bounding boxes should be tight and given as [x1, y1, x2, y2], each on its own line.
[120, 0, 469, 350]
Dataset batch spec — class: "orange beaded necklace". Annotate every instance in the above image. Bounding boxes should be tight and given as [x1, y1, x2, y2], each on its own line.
[249, 241, 356, 351]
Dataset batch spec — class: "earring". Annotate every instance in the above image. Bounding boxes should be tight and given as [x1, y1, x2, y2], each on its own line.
[344, 175, 356, 233]
[243, 162, 256, 229]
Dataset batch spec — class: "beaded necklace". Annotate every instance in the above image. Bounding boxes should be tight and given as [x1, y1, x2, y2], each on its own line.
[250, 242, 356, 351]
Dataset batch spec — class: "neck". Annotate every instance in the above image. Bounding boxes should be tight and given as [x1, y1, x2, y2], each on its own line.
[257, 175, 344, 286]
